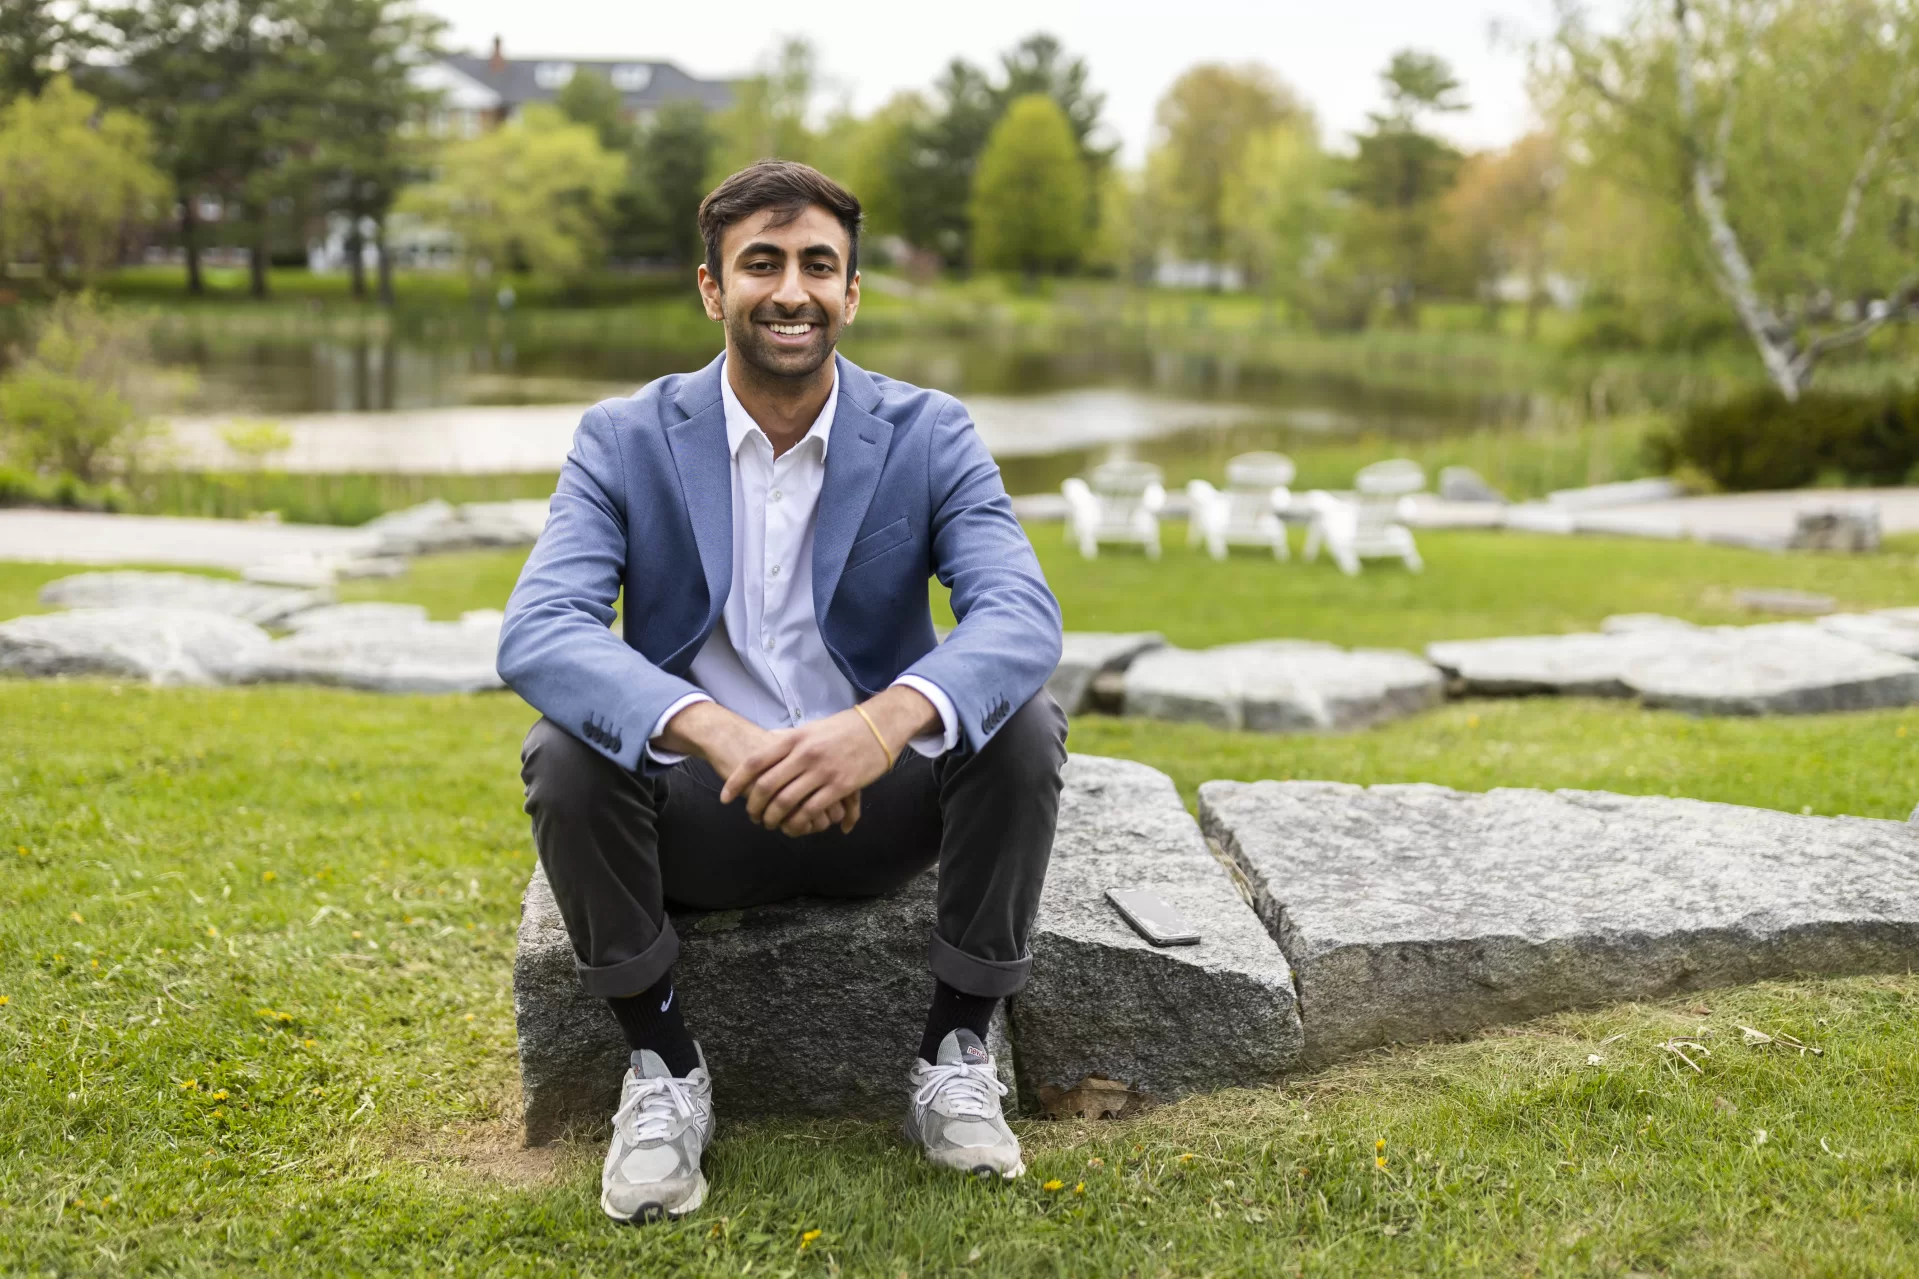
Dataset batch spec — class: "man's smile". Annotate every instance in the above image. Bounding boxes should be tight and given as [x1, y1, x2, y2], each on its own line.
[762, 320, 819, 344]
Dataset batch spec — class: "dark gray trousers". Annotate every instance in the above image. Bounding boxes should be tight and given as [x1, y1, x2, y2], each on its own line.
[520, 693, 1068, 1002]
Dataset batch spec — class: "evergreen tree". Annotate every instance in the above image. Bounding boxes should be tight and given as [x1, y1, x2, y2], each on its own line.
[968, 94, 1087, 280]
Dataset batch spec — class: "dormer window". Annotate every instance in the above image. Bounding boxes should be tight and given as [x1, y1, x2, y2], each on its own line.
[534, 62, 575, 89]
[611, 64, 652, 93]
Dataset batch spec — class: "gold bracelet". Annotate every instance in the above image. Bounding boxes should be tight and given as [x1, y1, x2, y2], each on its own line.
[852, 703, 896, 770]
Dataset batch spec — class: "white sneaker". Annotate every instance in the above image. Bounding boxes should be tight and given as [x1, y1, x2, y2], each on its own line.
[904, 1029, 1024, 1180]
[601, 1045, 714, 1223]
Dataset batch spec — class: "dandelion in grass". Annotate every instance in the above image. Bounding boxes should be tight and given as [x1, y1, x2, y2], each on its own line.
[310, 1087, 324, 1096]
[0, 996, 10, 1007]
[211, 1090, 228, 1102]
[1042, 1179, 1064, 1191]
[799, 1229, 822, 1249]
[1073, 1182, 1085, 1195]
[180, 1079, 198, 1090]
[69, 912, 84, 924]
[262, 871, 276, 882]
[303, 1038, 317, 1049]
[1177, 1153, 1195, 1164]
[205, 926, 218, 938]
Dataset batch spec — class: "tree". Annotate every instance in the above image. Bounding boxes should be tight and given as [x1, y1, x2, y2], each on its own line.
[0, 76, 167, 288]
[98, 0, 298, 297]
[1436, 132, 1561, 334]
[1147, 64, 1305, 269]
[969, 94, 1087, 279]
[618, 98, 715, 265]
[400, 103, 625, 283]
[1547, 0, 1919, 398]
[283, 0, 444, 304]
[1220, 117, 1336, 305]
[841, 91, 929, 241]
[556, 67, 632, 153]
[989, 34, 1114, 182]
[1, 1, 97, 102]
[1345, 49, 1468, 324]
[706, 36, 819, 184]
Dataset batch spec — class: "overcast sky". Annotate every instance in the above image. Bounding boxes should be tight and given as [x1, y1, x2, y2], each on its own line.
[426, 0, 1594, 161]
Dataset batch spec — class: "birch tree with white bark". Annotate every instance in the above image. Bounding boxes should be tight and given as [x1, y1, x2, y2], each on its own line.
[1545, 0, 1917, 399]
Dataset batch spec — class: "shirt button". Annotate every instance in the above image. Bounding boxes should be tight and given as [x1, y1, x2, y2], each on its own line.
[769, 564, 781, 578]
[770, 489, 783, 502]
[763, 638, 774, 652]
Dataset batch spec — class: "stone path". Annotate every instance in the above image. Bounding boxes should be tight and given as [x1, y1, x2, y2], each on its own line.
[1200, 780, 1919, 1067]
[1123, 640, 1443, 731]
[1429, 616, 1919, 715]
[513, 754, 1299, 1139]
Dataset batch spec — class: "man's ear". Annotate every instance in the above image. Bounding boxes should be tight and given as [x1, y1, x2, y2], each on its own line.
[696, 264, 724, 321]
[843, 270, 861, 326]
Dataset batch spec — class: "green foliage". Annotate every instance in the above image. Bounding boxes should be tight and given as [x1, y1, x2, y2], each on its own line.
[1663, 388, 1919, 492]
[0, 295, 157, 483]
[399, 105, 625, 281]
[1147, 63, 1305, 265]
[0, 76, 167, 287]
[615, 100, 716, 266]
[968, 95, 1088, 276]
[553, 68, 631, 153]
[0, 0, 93, 102]
[705, 36, 820, 185]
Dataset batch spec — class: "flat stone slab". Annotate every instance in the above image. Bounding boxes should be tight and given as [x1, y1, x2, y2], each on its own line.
[39, 570, 327, 627]
[236, 617, 504, 693]
[364, 499, 550, 556]
[1429, 624, 1919, 713]
[1124, 641, 1442, 732]
[1627, 623, 1919, 715]
[0, 607, 270, 685]
[514, 753, 1298, 1140]
[1013, 756, 1302, 1110]
[1816, 612, 1919, 659]
[282, 602, 431, 633]
[1200, 779, 1919, 1068]
[1047, 631, 1164, 714]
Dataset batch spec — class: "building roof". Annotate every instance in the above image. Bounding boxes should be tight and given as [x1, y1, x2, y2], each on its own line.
[440, 53, 734, 113]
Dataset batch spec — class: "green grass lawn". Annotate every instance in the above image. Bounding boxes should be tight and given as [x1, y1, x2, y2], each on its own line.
[4, 530, 1919, 1273]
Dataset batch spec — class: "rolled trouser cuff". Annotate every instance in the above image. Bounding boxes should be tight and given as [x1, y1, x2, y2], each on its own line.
[573, 916, 681, 999]
[928, 931, 1030, 998]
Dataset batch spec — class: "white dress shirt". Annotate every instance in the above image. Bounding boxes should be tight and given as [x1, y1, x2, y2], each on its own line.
[647, 359, 959, 763]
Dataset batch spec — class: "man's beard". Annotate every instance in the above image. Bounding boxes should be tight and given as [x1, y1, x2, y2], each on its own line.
[723, 301, 840, 380]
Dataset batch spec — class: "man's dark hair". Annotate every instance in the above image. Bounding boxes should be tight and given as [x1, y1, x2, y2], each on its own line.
[697, 160, 862, 285]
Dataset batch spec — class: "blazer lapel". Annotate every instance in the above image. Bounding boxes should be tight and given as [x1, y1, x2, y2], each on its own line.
[666, 359, 732, 628]
[812, 362, 894, 628]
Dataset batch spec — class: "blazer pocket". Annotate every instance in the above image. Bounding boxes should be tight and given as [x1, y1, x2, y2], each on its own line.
[844, 516, 912, 570]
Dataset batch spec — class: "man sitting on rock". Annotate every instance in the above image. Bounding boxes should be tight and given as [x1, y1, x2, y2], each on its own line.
[498, 161, 1067, 1223]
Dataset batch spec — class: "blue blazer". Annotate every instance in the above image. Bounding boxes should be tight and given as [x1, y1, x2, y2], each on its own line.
[497, 353, 1063, 773]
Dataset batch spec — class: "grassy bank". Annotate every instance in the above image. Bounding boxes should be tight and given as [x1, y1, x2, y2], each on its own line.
[5, 529, 1918, 1272]
[5, 684, 1917, 1275]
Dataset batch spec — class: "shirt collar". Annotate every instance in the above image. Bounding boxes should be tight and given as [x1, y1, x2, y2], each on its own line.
[719, 355, 837, 460]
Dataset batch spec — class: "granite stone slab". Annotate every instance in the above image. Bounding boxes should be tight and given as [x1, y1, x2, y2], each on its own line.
[281, 602, 430, 632]
[1200, 779, 1919, 1067]
[1625, 623, 1919, 715]
[365, 499, 549, 556]
[516, 865, 1013, 1143]
[1425, 631, 1659, 698]
[1816, 612, 1919, 659]
[1047, 632, 1165, 714]
[1014, 756, 1302, 1109]
[236, 619, 505, 693]
[38, 570, 327, 627]
[1124, 641, 1442, 731]
[0, 607, 270, 685]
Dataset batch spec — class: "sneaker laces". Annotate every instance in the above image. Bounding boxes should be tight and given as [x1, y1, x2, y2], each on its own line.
[914, 1059, 1008, 1120]
[615, 1074, 700, 1143]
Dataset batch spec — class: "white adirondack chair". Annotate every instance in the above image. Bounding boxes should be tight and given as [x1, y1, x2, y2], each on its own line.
[1062, 460, 1166, 559]
[1186, 451, 1295, 560]
[1302, 459, 1425, 575]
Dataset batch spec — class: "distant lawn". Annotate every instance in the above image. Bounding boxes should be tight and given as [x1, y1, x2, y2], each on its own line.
[5, 681, 1918, 1274]
[7, 525, 1913, 648]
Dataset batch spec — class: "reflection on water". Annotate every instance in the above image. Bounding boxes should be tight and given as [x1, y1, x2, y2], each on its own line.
[154, 327, 1557, 481]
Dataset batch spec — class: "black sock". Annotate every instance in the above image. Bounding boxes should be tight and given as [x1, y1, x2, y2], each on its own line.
[607, 969, 699, 1077]
[918, 980, 998, 1064]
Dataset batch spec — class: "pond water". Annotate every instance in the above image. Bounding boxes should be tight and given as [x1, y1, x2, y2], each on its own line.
[153, 326, 1550, 488]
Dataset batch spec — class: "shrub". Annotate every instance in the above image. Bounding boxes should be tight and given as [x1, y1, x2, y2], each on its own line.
[1666, 388, 1919, 492]
[0, 294, 156, 483]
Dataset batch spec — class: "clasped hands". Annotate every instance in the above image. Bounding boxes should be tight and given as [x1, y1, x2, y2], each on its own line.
[658, 685, 938, 838]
